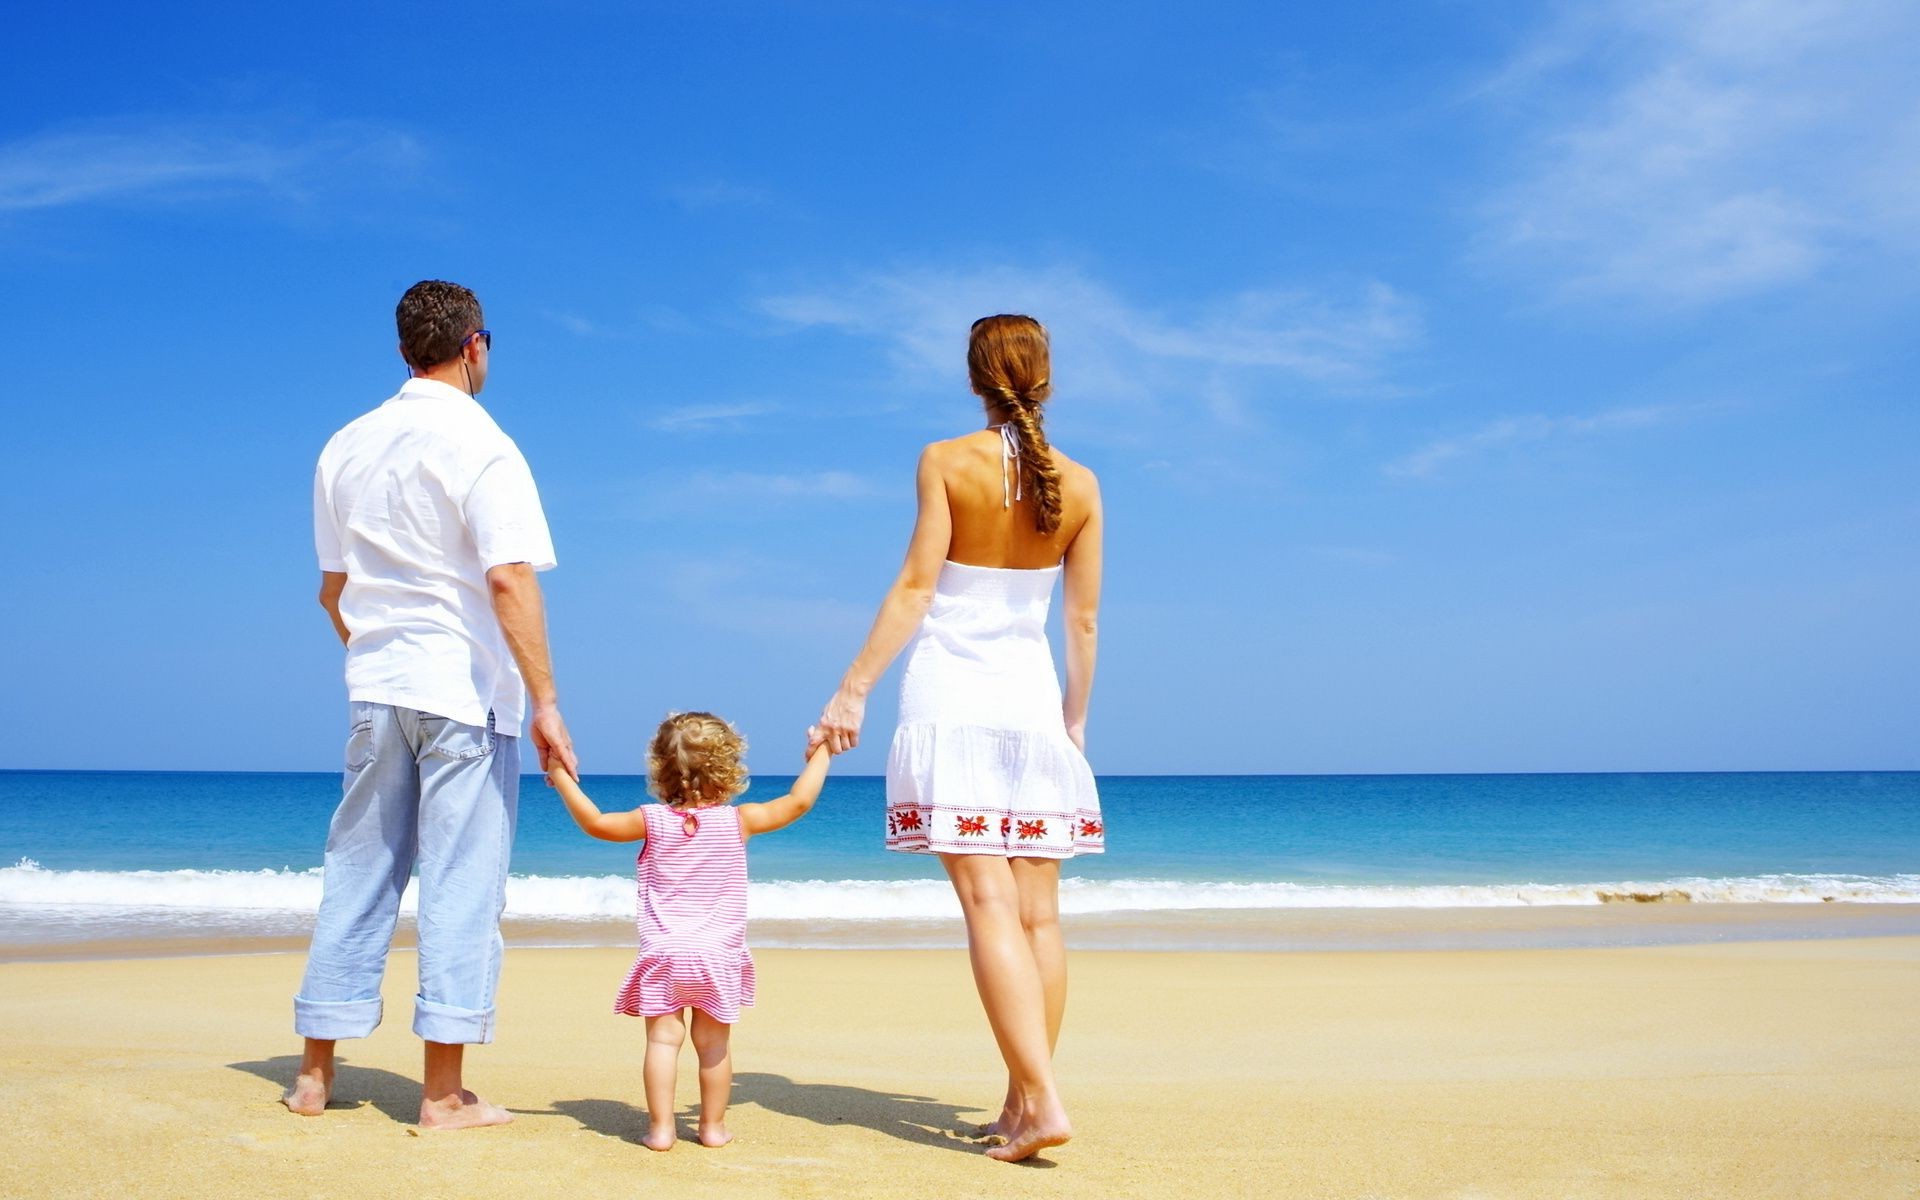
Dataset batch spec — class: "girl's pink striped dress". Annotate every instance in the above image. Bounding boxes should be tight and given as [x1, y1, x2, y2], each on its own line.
[613, 803, 756, 1023]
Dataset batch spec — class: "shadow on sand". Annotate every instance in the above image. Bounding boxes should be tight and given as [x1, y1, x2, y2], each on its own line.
[226, 1055, 422, 1124]
[547, 1072, 1052, 1163]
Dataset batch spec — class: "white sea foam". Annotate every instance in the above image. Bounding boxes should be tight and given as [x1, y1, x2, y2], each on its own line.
[2, 859, 1917, 924]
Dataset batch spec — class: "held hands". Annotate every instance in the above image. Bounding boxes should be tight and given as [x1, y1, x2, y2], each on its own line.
[813, 689, 866, 756]
[531, 705, 579, 781]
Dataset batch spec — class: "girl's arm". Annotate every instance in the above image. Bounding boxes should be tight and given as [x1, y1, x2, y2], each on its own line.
[547, 766, 649, 842]
[817, 447, 952, 753]
[1060, 476, 1102, 754]
[738, 744, 833, 837]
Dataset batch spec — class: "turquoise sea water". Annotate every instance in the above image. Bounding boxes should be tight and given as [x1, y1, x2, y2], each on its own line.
[2, 770, 1916, 948]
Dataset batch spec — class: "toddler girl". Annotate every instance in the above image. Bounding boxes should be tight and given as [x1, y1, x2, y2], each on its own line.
[549, 712, 831, 1150]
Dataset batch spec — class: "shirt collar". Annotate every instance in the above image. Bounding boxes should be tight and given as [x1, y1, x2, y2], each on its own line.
[394, 377, 479, 404]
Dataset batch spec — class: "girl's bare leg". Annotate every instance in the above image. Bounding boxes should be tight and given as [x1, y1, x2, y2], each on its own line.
[642, 1011, 685, 1150]
[689, 1010, 735, 1147]
[941, 854, 1072, 1162]
[986, 857, 1067, 1137]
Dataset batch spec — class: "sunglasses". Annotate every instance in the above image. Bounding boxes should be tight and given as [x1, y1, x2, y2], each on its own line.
[464, 329, 493, 351]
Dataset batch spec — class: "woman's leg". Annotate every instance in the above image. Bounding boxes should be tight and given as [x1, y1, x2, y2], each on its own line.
[689, 1010, 734, 1147]
[987, 856, 1067, 1133]
[641, 1011, 685, 1150]
[940, 853, 1072, 1161]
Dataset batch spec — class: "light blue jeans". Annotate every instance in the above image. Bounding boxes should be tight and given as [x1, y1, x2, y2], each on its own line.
[294, 702, 520, 1045]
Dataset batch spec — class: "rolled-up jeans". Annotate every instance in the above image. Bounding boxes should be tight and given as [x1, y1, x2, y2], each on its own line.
[295, 702, 520, 1044]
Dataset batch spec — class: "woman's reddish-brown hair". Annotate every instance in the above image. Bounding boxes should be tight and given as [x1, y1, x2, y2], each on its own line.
[967, 314, 1063, 534]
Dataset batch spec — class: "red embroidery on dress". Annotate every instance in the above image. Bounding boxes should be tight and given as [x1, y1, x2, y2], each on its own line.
[1016, 819, 1048, 840]
[896, 809, 924, 832]
[999, 816, 1012, 838]
[956, 815, 988, 836]
[1079, 819, 1104, 838]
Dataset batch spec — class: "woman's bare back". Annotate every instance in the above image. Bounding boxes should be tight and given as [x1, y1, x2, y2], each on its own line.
[933, 427, 1096, 570]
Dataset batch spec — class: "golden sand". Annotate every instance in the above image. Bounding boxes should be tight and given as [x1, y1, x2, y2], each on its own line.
[1, 940, 1915, 1198]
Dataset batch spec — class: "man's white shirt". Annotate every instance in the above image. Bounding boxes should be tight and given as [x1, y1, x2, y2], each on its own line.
[314, 377, 556, 732]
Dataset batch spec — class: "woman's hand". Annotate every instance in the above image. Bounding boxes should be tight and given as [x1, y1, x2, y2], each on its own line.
[1065, 718, 1087, 755]
[818, 688, 867, 755]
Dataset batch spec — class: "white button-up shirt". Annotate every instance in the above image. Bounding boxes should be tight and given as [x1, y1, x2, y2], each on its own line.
[313, 377, 556, 732]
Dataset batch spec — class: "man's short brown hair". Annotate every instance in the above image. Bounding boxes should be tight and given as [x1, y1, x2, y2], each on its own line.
[396, 280, 483, 370]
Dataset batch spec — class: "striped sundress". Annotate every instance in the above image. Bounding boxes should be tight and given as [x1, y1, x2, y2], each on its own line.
[613, 803, 756, 1023]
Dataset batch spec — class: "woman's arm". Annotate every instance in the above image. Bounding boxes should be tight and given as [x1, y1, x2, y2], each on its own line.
[738, 744, 833, 836]
[547, 766, 649, 842]
[817, 447, 953, 753]
[1060, 475, 1102, 753]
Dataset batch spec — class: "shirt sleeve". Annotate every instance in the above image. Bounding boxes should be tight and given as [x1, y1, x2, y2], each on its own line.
[464, 445, 557, 572]
[313, 462, 345, 572]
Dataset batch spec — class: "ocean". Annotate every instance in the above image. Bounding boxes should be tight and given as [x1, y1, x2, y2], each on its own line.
[3, 770, 1916, 953]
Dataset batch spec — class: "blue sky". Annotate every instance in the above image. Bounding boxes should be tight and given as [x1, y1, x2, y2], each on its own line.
[2, 1, 1914, 774]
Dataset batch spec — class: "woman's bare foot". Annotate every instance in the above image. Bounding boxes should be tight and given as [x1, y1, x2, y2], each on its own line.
[282, 1070, 331, 1116]
[417, 1090, 513, 1130]
[641, 1123, 676, 1151]
[978, 1108, 1018, 1142]
[984, 1100, 1070, 1163]
[697, 1121, 733, 1148]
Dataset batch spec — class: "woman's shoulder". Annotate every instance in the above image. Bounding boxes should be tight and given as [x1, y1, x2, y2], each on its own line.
[1048, 445, 1100, 494]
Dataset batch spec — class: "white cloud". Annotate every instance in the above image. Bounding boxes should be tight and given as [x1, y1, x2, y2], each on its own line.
[1385, 402, 1696, 479]
[758, 263, 1421, 419]
[0, 116, 421, 214]
[663, 556, 870, 638]
[1479, 0, 1920, 306]
[664, 179, 772, 212]
[621, 469, 880, 520]
[645, 402, 781, 433]
[692, 470, 877, 499]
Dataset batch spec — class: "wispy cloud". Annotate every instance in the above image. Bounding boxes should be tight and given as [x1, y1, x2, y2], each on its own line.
[691, 470, 877, 499]
[662, 556, 870, 638]
[664, 178, 773, 212]
[621, 469, 880, 520]
[645, 402, 781, 433]
[1385, 403, 1700, 479]
[1477, 0, 1920, 306]
[758, 263, 1421, 420]
[0, 116, 421, 214]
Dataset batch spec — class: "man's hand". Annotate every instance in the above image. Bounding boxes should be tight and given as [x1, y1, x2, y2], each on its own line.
[532, 705, 578, 780]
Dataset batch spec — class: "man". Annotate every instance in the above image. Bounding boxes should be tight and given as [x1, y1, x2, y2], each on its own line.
[287, 280, 577, 1129]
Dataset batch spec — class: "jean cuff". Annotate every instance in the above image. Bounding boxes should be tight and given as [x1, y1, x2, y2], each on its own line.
[294, 995, 383, 1040]
[413, 995, 495, 1045]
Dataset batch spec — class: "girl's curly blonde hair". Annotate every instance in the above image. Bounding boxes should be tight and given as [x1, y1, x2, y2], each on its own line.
[647, 712, 748, 809]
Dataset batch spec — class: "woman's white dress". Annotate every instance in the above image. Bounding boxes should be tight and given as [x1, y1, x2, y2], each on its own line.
[884, 560, 1104, 859]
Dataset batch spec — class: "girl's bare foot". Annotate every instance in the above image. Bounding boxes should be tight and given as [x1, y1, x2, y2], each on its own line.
[417, 1090, 513, 1130]
[697, 1121, 733, 1148]
[641, 1123, 676, 1151]
[283, 1070, 331, 1116]
[984, 1099, 1070, 1163]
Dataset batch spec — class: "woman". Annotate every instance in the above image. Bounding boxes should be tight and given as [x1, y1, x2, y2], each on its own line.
[815, 314, 1103, 1163]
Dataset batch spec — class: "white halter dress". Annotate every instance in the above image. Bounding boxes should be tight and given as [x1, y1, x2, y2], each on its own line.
[883, 426, 1105, 858]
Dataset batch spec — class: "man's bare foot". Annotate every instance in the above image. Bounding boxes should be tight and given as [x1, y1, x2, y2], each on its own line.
[641, 1123, 676, 1151]
[417, 1090, 513, 1130]
[283, 1070, 331, 1116]
[697, 1121, 733, 1148]
[984, 1102, 1071, 1163]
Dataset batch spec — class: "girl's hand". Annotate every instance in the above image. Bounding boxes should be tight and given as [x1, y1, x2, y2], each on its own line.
[818, 689, 866, 755]
[1065, 720, 1087, 755]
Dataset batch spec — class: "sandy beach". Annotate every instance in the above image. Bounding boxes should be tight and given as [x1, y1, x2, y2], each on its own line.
[1, 938, 1915, 1199]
